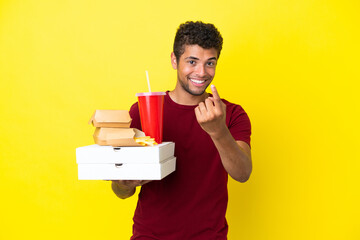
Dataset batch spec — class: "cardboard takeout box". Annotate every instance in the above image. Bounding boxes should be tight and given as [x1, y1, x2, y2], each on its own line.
[93, 127, 145, 147]
[89, 110, 132, 128]
[76, 142, 176, 180]
[77, 157, 176, 180]
[76, 142, 175, 164]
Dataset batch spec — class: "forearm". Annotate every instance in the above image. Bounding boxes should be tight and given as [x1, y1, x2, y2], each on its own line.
[111, 181, 136, 199]
[211, 128, 252, 182]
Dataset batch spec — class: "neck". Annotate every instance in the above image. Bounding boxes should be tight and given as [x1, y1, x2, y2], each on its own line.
[169, 84, 209, 105]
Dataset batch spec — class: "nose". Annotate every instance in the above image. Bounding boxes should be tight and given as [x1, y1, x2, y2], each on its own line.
[195, 64, 206, 77]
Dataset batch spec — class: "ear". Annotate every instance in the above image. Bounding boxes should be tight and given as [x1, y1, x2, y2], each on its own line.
[171, 52, 177, 70]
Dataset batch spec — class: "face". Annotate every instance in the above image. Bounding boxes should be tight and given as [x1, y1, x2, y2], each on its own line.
[171, 45, 218, 96]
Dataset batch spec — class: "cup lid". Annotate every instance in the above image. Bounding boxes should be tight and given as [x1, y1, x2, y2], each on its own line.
[136, 92, 166, 96]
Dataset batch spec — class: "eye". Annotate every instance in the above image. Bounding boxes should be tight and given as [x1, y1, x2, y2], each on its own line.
[207, 61, 216, 67]
[189, 60, 195, 65]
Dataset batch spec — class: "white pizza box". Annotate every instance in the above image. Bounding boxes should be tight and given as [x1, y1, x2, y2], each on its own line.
[77, 156, 176, 180]
[76, 142, 175, 164]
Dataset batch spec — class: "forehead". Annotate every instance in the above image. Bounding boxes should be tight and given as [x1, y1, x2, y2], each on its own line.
[181, 44, 218, 60]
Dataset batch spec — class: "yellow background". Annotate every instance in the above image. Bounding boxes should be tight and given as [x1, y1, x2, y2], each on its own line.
[1, 0, 359, 239]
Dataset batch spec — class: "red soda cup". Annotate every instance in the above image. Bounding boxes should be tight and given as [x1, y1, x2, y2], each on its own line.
[136, 92, 166, 144]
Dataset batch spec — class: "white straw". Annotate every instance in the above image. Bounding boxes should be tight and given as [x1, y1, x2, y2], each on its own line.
[145, 70, 151, 92]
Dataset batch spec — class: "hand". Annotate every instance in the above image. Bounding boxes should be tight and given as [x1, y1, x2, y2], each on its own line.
[111, 180, 152, 199]
[195, 85, 227, 138]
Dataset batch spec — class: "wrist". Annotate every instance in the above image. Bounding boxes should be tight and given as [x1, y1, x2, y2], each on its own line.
[209, 125, 230, 140]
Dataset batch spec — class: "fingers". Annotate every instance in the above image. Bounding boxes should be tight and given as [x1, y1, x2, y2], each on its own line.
[200, 99, 215, 112]
[211, 84, 224, 111]
[195, 86, 225, 125]
[194, 105, 202, 120]
[195, 99, 215, 119]
[210, 85, 221, 102]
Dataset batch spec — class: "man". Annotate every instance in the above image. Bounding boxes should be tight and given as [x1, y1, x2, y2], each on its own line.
[112, 21, 252, 239]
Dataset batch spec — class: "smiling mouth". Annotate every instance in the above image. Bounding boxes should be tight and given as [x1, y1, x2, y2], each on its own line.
[189, 78, 206, 85]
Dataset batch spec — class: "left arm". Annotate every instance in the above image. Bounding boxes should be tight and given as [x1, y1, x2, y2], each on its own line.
[210, 129, 252, 182]
[195, 85, 252, 182]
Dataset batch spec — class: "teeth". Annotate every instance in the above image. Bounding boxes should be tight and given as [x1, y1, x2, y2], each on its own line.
[190, 79, 205, 84]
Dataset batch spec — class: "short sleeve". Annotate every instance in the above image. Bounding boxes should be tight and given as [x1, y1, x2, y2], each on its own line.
[225, 102, 252, 148]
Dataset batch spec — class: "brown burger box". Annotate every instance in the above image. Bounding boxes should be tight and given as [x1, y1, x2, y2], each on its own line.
[89, 110, 132, 128]
[93, 127, 146, 147]
[88, 109, 144, 147]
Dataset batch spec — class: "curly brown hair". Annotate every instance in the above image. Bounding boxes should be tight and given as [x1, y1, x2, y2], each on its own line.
[173, 21, 223, 62]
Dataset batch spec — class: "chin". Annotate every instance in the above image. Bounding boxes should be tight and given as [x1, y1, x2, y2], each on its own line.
[179, 79, 209, 96]
[185, 88, 206, 96]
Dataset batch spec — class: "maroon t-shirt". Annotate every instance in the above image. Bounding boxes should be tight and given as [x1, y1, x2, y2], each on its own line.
[129, 92, 251, 240]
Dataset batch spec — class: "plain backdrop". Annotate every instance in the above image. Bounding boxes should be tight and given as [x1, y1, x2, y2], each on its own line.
[1, 0, 359, 239]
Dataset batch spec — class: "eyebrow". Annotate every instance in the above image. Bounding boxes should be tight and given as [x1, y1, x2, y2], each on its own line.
[185, 56, 217, 61]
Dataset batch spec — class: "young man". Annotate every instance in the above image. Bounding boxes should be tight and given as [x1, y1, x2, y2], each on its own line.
[112, 21, 252, 239]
